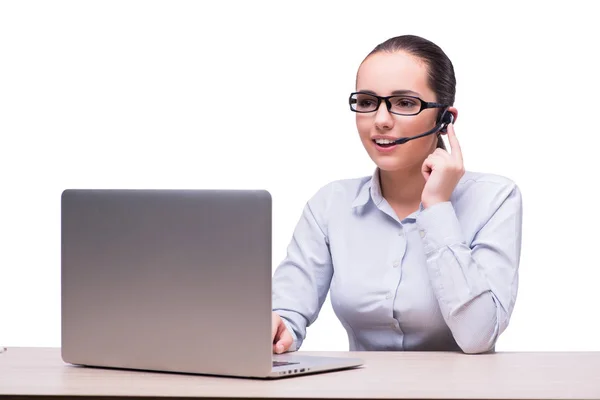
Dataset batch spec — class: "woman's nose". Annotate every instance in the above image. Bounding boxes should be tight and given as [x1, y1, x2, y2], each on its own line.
[374, 102, 394, 130]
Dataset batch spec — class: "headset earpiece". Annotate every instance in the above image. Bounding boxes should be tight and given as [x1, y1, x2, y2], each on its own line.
[439, 110, 454, 133]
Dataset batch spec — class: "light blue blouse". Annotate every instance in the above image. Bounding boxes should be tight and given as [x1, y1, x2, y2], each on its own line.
[272, 168, 523, 354]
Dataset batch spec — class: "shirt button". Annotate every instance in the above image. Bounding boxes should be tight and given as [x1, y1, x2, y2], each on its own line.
[385, 292, 393, 300]
[392, 260, 400, 268]
[419, 229, 426, 238]
[398, 231, 404, 237]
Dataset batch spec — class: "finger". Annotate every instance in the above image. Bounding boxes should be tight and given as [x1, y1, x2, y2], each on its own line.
[276, 329, 294, 354]
[273, 322, 292, 354]
[421, 156, 432, 174]
[421, 155, 441, 180]
[424, 154, 445, 167]
[433, 147, 451, 160]
[446, 123, 463, 162]
[421, 165, 432, 181]
[271, 313, 279, 343]
[272, 317, 285, 352]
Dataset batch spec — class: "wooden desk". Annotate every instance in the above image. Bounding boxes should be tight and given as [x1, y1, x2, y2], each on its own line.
[1, 347, 599, 399]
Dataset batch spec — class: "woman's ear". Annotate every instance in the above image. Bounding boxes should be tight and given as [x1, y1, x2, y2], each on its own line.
[447, 106, 458, 124]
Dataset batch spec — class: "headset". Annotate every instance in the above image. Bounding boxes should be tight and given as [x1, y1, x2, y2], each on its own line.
[391, 108, 454, 145]
[439, 108, 454, 133]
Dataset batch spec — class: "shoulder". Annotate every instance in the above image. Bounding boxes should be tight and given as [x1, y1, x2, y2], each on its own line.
[453, 170, 523, 216]
[306, 175, 371, 211]
[456, 170, 520, 196]
[301, 176, 372, 236]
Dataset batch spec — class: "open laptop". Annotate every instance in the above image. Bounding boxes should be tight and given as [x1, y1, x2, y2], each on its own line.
[60, 189, 363, 378]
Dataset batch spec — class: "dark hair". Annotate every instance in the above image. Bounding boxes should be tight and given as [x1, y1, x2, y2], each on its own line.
[365, 35, 456, 149]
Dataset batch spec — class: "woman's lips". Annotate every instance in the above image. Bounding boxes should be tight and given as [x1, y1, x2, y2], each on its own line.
[372, 139, 399, 153]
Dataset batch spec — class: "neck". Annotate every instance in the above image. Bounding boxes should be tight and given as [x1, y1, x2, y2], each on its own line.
[378, 165, 425, 208]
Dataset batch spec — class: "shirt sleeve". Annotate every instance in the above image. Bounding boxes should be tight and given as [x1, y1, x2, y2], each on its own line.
[416, 182, 523, 354]
[271, 186, 334, 351]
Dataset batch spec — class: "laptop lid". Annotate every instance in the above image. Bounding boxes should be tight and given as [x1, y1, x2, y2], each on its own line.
[61, 189, 274, 377]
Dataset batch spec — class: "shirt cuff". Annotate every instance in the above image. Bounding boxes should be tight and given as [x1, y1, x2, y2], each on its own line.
[417, 201, 464, 255]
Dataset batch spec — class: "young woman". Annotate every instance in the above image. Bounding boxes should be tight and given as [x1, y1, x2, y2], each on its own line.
[271, 35, 523, 355]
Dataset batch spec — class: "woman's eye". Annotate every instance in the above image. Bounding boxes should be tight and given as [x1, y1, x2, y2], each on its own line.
[397, 99, 416, 108]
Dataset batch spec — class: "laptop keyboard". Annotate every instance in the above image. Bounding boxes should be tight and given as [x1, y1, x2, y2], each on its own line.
[273, 361, 299, 367]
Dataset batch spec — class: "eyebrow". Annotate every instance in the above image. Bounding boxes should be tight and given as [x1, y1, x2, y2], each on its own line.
[359, 89, 421, 97]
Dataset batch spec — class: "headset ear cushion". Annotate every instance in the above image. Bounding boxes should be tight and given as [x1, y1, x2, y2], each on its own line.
[439, 110, 453, 133]
[443, 111, 453, 125]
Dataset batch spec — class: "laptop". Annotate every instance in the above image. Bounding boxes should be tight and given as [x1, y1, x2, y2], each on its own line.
[60, 189, 363, 378]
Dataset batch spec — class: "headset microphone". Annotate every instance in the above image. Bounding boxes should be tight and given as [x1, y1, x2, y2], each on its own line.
[391, 110, 454, 145]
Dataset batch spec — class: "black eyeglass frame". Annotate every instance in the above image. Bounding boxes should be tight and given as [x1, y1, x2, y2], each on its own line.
[348, 92, 447, 116]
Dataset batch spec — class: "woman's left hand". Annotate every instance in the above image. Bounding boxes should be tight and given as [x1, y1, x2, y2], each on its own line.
[421, 123, 465, 208]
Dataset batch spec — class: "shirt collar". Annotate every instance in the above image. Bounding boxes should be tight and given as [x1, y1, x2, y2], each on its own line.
[351, 168, 384, 209]
[351, 168, 425, 219]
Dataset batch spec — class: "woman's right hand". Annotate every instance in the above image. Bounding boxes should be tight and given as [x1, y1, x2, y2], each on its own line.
[271, 312, 294, 354]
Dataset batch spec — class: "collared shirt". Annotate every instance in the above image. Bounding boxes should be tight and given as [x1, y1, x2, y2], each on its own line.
[272, 168, 523, 354]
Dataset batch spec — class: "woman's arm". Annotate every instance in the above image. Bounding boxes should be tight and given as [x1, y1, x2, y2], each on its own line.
[417, 182, 523, 354]
[271, 185, 335, 351]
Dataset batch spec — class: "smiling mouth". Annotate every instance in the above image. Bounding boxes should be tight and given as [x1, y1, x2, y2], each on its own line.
[373, 138, 398, 148]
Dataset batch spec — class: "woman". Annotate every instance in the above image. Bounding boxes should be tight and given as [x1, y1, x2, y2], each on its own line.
[271, 35, 523, 355]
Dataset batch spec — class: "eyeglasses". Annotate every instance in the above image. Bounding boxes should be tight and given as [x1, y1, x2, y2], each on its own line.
[348, 92, 447, 116]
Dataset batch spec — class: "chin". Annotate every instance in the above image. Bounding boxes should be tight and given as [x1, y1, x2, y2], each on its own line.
[369, 152, 423, 173]
[372, 158, 405, 172]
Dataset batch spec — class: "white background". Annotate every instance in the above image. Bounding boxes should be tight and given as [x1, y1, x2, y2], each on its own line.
[1, 1, 599, 352]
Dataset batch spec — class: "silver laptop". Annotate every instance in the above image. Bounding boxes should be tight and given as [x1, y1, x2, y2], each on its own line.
[61, 189, 363, 378]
